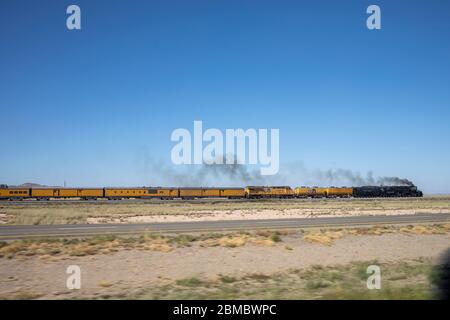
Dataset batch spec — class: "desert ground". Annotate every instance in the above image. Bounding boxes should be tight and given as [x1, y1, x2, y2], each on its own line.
[0, 195, 449, 225]
[0, 224, 449, 299]
[0, 196, 449, 300]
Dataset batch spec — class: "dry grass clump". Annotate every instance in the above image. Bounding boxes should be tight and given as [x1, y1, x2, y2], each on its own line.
[303, 231, 344, 246]
[399, 225, 447, 235]
[255, 229, 293, 237]
[69, 242, 101, 256]
[97, 280, 113, 288]
[217, 236, 247, 248]
[198, 231, 283, 248]
[0, 239, 65, 258]
[302, 223, 450, 246]
[0, 291, 44, 300]
[0, 234, 175, 259]
[138, 236, 174, 252]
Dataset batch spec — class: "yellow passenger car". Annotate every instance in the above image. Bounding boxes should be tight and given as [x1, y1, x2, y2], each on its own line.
[220, 188, 245, 198]
[57, 189, 79, 198]
[145, 188, 179, 199]
[104, 188, 147, 199]
[77, 189, 104, 198]
[0, 187, 30, 199]
[201, 188, 222, 197]
[31, 188, 61, 198]
[30, 188, 103, 199]
[179, 188, 203, 199]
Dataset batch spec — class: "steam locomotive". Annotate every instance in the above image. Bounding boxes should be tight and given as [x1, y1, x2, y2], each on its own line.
[352, 185, 423, 198]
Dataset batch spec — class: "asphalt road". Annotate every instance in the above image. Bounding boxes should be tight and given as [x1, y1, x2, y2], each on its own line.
[0, 213, 449, 240]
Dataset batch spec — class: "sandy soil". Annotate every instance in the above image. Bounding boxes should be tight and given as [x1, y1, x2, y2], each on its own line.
[1, 233, 449, 299]
[86, 208, 448, 224]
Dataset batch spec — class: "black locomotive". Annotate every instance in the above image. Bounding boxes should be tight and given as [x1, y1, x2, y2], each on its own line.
[353, 185, 423, 198]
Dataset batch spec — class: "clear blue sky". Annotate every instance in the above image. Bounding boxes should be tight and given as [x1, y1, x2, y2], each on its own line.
[1, 0, 449, 193]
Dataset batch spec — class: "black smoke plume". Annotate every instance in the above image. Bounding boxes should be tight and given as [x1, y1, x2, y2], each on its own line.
[136, 148, 416, 187]
[138, 151, 275, 187]
[377, 177, 414, 186]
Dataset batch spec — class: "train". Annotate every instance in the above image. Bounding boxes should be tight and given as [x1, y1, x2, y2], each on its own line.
[0, 184, 423, 200]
